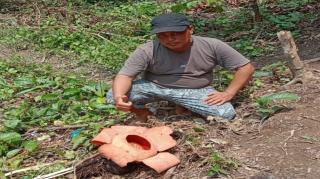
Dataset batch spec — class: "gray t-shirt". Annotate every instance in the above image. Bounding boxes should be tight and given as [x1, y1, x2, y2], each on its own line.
[118, 35, 250, 88]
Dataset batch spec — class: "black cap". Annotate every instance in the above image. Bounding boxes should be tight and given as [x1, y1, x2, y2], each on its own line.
[151, 13, 190, 34]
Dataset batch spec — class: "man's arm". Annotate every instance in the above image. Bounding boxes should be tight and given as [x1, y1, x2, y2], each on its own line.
[205, 63, 255, 105]
[112, 74, 135, 111]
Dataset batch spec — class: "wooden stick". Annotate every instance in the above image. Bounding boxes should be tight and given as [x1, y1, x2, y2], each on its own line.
[34, 167, 74, 179]
[45, 124, 89, 131]
[23, 124, 89, 136]
[300, 115, 320, 122]
[277, 31, 304, 79]
[4, 161, 65, 177]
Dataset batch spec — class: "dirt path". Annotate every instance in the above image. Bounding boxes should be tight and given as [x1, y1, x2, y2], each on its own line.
[228, 63, 320, 178]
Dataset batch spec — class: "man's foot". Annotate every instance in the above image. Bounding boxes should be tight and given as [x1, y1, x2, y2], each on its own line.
[175, 105, 192, 115]
[131, 108, 152, 122]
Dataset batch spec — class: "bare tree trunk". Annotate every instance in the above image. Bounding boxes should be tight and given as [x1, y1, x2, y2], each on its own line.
[277, 31, 305, 85]
[249, 0, 262, 22]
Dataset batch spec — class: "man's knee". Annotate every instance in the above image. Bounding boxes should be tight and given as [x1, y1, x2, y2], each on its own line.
[210, 103, 236, 120]
[219, 108, 236, 120]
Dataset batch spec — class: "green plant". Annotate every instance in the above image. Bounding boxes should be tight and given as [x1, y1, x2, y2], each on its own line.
[0, 57, 120, 170]
[208, 151, 239, 176]
[254, 92, 299, 119]
[266, 12, 303, 30]
[212, 69, 234, 91]
[170, 0, 199, 13]
[171, 0, 224, 13]
[261, 62, 291, 83]
[232, 38, 264, 58]
[0, 1, 163, 72]
[185, 134, 201, 146]
[207, 0, 225, 10]
[207, 8, 252, 38]
[277, 0, 313, 9]
[188, 16, 207, 33]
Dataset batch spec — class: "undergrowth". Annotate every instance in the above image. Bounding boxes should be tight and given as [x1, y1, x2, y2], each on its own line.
[208, 151, 239, 177]
[0, 0, 317, 70]
[0, 56, 122, 177]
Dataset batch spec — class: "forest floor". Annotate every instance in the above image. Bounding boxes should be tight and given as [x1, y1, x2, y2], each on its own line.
[1, 2, 320, 179]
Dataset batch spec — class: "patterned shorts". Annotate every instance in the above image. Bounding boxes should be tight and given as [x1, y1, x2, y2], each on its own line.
[106, 79, 236, 120]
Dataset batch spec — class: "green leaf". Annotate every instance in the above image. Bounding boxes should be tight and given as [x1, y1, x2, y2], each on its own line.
[66, 77, 79, 87]
[23, 140, 38, 152]
[81, 84, 96, 93]
[253, 71, 273, 78]
[21, 176, 32, 179]
[264, 92, 299, 101]
[31, 107, 48, 118]
[91, 103, 114, 110]
[9, 159, 22, 170]
[0, 132, 22, 146]
[4, 120, 21, 129]
[94, 82, 107, 97]
[0, 171, 6, 179]
[8, 68, 18, 74]
[257, 108, 275, 114]
[34, 95, 42, 102]
[71, 135, 87, 150]
[256, 92, 299, 107]
[0, 78, 8, 86]
[64, 150, 76, 159]
[6, 148, 22, 158]
[63, 88, 81, 98]
[171, 2, 187, 13]
[15, 86, 42, 96]
[0, 144, 8, 156]
[41, 93, 59, 101]
[105, 119, 115, 127]
[193, 126, 205, 132]
[13, 77, 35, 87]
[96, 97, 106, 104]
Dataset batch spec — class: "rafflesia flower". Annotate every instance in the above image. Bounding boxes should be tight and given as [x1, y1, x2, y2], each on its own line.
[91, 125, 180, 173]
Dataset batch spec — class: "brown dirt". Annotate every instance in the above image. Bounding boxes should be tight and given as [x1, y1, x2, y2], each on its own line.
[92, 62, 320, 179]
[226, 62, 320, 179]
[72, 57, 320, 178]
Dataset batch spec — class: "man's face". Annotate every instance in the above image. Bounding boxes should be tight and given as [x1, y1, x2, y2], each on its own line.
[156, 26, 193, 52]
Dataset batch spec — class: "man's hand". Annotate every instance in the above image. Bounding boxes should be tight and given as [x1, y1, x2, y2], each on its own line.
[115, 95, 132, 112]
[205, 63, 254, 106]
[204, 91, 234, 105]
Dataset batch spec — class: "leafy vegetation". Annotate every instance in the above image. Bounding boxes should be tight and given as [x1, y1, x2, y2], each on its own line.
[1, 0, 317, 71]
[0, 57, 120, 174]
[212, 68, 234, 91]
[254, 92, 300, 119]
[208, 151, 239, 176]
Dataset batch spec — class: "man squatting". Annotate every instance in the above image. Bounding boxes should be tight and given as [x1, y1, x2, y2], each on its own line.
[107, 13, 255, 121]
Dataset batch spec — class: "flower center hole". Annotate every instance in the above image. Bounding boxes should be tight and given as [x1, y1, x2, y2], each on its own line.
[126, 135, 151, 150]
